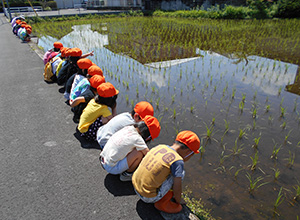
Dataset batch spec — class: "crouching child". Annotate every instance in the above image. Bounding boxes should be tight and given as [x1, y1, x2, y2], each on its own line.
[132, 130, 200, 214]
[99, 115, 161, 181]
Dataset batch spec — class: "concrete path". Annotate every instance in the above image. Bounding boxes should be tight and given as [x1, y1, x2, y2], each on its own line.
[0, 14, 163, 220]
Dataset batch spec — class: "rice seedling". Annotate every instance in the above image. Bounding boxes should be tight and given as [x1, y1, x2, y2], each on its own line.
[219, 151, 230, 166]
[280, 121, 286, 129]
[205, 123, 214, 140]
[284, 129, 293, 144]
[280, 107, 286, 118]
[238, 128, 246, 139]
[286, 151, 295, 168]
[271, 144, 281, 159]
[242, 93, 246, 103]
[190, 104, 194, 113]
[125, 95, 129, 104]
[273, 187, 284, 217]
[252, 106, 257, 119]
[280, 97, 284, 107]
[265, 104, 270, 113]
[239, 101, 245, 113]
[293, 183, 300, 201]
[224, 119, 229, 133]
[293, 98, 298, 112]
[173, 108, 176, 119]
[156, 97, 160, 109]
[278, 87, 282, 96]
[245, 173, 268, 195]
[271, 168, 280, 181]
[231, 88, 236, 99]
[252, 136, 261, 149]
[250, 151, 259, 171]
[211, 117, 215, 126]
[253, 91, 257, 101]
[231, 138, 244, 156]
[252, 120, 256, 130]
[234, 167, 244, 180]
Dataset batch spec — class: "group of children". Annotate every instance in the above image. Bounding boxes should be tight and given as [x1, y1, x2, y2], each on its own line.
[11, 16, 32, 42]
[42, 41, 201, 214]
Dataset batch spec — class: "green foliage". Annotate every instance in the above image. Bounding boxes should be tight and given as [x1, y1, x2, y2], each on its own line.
[275, 0, 300, 18]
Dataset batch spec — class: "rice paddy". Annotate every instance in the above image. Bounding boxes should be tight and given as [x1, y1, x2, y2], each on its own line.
[33, 17, 300, 220]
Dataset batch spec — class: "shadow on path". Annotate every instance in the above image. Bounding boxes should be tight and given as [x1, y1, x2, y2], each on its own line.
[73, 130, 101, 149]
[136, 199, 164, 220]
[104, 174, 136, 196]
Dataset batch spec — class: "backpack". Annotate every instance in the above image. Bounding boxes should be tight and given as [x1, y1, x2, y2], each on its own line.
[43, 57, 60, 82]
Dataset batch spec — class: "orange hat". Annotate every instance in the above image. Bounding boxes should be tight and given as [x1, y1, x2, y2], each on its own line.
[176, 131, 200, 154]
[60, 47, 69, 57]
[16, 20, 21, 24]
[21, 24, 26, 28]
[77, 58, 93, 70]
[89, 75, 106, 89]
[66, 48, 82, 57]
[26, 28, 32, 35]
[143, 115, 161, 140]
[88, 65, 103, 76]
[53, 42, 63, 49]
[97, 82, 119, 98]
[134, 101, 154, 119]
[21, 21, 27, 25]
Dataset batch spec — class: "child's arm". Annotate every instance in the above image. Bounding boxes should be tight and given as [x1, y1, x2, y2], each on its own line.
[70, 97, 85, 107]
[172, 177, 182, 204]
[81, 51, 94, 58]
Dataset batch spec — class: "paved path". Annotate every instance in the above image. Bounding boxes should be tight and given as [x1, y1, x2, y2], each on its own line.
[0, 14, 162, 220]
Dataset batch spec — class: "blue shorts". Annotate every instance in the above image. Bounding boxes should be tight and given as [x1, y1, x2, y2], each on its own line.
[101, 157, 129, 175]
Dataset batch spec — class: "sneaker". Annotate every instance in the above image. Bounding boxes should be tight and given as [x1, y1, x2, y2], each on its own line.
[120, 171, 133, 182]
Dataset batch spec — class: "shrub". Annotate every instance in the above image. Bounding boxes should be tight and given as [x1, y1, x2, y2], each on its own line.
[44, 1, 57, 10]
[275, 0, 300, 18]
[222, 5, 249, 19]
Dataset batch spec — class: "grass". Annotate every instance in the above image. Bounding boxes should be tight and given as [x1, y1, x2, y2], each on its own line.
[183, 187, 216, 220]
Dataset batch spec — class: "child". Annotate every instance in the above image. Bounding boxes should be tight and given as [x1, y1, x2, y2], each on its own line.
[96, 101, 154, 150]
[99, 115, 161, 181]
[132, 131, 200, 213]
[64, 58, 94, 100]
[43, 42, 63, 65]
[78, 82, 118, 140]
[70, 74, 106, 123]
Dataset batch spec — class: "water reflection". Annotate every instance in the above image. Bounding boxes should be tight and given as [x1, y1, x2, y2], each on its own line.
[286, 66, 300, 96]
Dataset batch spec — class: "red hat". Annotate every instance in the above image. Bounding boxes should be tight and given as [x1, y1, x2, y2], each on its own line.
[143, 115, 161, 140]
[53, 42, 63, 49]
[134, 101, 154, 119]
[176, 131, 200, 154]
[97, 82, 119, 98]
[88, 65, 103, 76]
[89, 75, 106, 89]
[77, 58, 93, 70]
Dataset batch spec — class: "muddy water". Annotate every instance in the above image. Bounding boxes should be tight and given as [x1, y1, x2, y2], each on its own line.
[37, 19, 300, 220]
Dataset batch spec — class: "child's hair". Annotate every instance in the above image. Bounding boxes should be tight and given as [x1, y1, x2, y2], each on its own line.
[69, 56, 81, 65]
[131, 110, 141, 120]
[53, 47, 60, 52]
[77, 69, 88, 77]
[134, 121, 151, 143]
[175, 140, 189, 150]
[94, 94, 118, 108]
